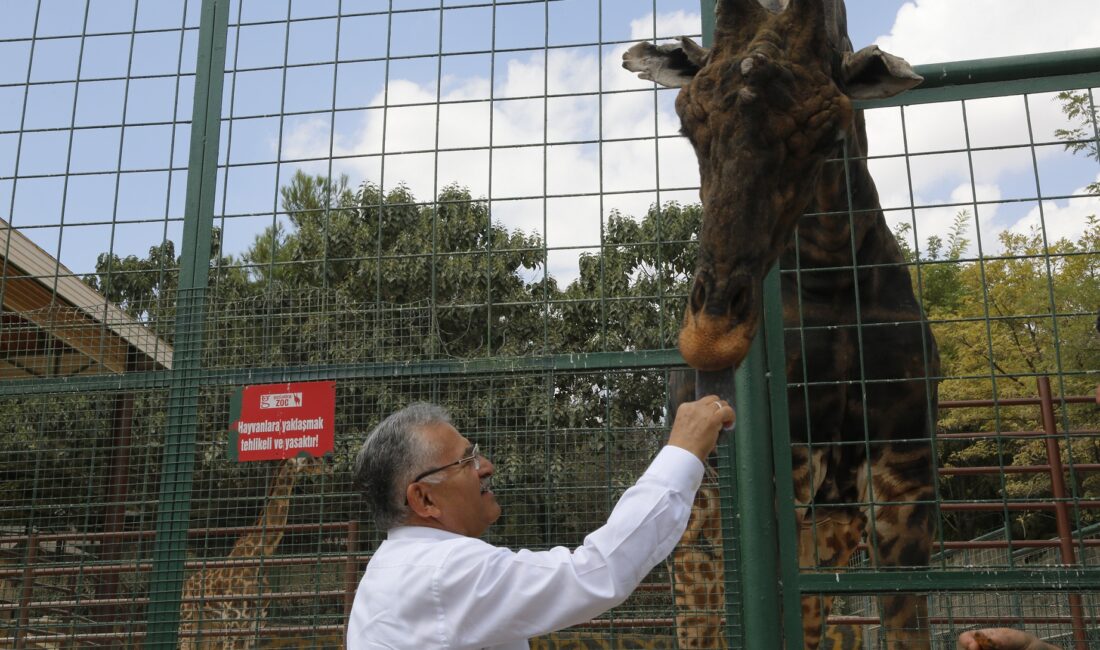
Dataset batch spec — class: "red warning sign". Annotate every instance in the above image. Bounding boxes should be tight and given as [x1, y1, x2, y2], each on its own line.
[229, 381, 335, 462]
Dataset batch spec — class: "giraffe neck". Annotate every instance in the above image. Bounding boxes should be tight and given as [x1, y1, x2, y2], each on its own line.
[228, 460, 301, 559]
[780, 111, 923, 321]
[672, 464, 727, 649]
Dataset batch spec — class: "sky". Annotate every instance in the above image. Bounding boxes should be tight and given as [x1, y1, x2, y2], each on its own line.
[1, 0, 1098, 286]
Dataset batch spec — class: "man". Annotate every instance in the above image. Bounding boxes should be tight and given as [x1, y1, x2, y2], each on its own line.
[347, 396, 732, 649]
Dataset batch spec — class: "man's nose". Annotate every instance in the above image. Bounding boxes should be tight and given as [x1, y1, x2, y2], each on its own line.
[479, 456, 494, 476]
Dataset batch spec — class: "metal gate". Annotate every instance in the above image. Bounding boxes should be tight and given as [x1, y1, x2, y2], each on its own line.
[0, 0, 1098, 648]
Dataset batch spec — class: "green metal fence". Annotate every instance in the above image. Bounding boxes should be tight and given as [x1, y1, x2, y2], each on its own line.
[0, 0, 1097, 648]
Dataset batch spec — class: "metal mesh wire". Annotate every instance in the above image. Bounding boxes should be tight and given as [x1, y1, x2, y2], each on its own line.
[0, 0, 1097, 648]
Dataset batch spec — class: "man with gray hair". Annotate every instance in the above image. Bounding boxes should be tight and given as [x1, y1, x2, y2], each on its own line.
[346, 396, 733, 649]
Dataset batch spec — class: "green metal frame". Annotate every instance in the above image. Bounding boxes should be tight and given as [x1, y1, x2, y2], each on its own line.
[145, 0, 230, 646]
[2, 0, 1098, 644]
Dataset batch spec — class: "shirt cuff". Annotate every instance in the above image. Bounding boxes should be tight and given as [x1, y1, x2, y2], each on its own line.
[647, 445, 706, 494]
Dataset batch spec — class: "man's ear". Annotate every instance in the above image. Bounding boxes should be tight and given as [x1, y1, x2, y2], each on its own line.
[841, 45, 923, 100]
[406, 482, 440, 519]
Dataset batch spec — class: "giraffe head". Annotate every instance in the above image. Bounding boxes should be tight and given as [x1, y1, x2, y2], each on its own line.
[286, 453, 329, 478]
[624, 0, 921, 371]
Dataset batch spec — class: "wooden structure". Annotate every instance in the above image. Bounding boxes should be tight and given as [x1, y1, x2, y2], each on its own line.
[0, 217, 172, 378]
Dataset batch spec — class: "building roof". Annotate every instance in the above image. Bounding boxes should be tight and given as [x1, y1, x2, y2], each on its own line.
[0, 218, 173, 378]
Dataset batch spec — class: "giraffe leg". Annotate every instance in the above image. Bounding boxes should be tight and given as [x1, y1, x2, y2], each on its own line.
[819, 622, 863, 650]
[798, 509, 866, 650]
[792, 446, 863, 650]
[864, 444, 935, 650]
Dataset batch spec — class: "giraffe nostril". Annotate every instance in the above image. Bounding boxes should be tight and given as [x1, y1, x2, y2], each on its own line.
[728, 284, 750, 318]
[691, 279, 708, 313]
[726, 276, 752, 318]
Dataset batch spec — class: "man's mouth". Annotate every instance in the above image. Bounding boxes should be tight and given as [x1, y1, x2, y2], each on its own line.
[480, 477, 493, 495]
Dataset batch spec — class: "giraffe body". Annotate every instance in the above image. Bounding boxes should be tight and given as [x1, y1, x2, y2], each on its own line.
[629, 1, 937, 647]
[179, 456, 326, 650]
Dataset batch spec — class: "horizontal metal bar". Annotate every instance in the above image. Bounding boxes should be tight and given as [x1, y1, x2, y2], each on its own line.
[0, 370, 173, 396]
[4, 589, 348, 612]
[0, 350, 687, 396]
[941, 396, 1097, 408]
[799, 568, 1100, 593]
[938, 430, 1100, 440]
[0, 521, 350, 544]
[830, 615, 1090, 626]
[859, 48, 1100, 108]
[915, 48, 1100, 91]
[934, 539, 1100, 550]
[0, 553, 349, 580]
[16, 618, 682, 644]
[939, 501, 1100, 512]
[940, 464, 1100, 476]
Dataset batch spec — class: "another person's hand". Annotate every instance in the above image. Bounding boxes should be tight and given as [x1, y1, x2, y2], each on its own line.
[958, 628, 1061, 650]
[668, 396, 733, 463]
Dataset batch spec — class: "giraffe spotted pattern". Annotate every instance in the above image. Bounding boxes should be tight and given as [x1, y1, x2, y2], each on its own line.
[179, 456, 327, 650]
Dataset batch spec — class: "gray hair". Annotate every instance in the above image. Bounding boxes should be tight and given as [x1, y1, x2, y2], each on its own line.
[353, 402, 452, 530]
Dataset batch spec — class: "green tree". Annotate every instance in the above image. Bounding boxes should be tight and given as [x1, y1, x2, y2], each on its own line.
[1055, 90, 1100, 196]
[934, 219, 1100, 539]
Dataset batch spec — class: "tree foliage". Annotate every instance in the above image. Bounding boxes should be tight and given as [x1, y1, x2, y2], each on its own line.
[1055, 90, 1100, 196]
[896, 210, 1100, 540]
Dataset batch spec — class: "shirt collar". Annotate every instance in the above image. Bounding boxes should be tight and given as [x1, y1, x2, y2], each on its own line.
[387, 525, 469, 541]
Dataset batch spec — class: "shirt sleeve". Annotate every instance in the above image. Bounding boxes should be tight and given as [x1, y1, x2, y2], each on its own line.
[437, 445, 705, 648]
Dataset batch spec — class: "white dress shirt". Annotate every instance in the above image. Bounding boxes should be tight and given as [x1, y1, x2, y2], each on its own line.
[346, 445, 704, 650]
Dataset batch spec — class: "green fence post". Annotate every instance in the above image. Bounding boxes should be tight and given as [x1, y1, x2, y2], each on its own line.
[144, 0, 230, 647]
[731, 267, 783, 648]
[696, 4, 749, 648]
[764, 265, 806, 650]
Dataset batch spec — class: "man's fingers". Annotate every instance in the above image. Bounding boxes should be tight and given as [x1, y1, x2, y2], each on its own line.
[711, 399, 734, 428]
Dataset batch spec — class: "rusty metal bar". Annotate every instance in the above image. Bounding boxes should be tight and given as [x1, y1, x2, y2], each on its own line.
[829, 615, 1092, 626]
[940, 464, 1100, 475]
[0, 520, 351, 545]
[0, 588, 349, 612]
[938, 430, 1100, 440]
[344, 519, 359, 621]
[939, 395, 1096, 408]
[97, 392, 135, 633]
[1039, 377, 1090, 650]
[0, 553, 353, 580]
[939, 502, 1100, 511]
[15, 534, 37, 650]
[2, 582, 678, 614]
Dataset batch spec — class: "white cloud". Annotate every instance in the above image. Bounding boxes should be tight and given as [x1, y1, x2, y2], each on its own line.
[279, 11, 703, 283]
[865, 0, 1099, 250]
[1010, 173, 1100, 244]
[877, 0, 1100, 65]
[629, 10, 703, 42]
[276, 3, 1096, 282]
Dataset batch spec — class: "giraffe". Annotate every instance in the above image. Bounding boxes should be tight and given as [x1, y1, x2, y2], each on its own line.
[179, 456, 327, 649]
[629, 1, 938, 648]
[669, 374, 870, 650]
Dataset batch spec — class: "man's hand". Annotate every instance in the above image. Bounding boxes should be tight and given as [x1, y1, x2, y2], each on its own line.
[668, 396, 734, 463]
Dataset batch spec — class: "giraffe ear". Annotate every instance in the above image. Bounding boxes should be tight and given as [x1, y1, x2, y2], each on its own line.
[622, 37, 708, 88]
[841, 45, 923, 100]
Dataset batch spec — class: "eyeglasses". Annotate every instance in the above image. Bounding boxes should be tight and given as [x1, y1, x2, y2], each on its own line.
[412, 443, 481, 483]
